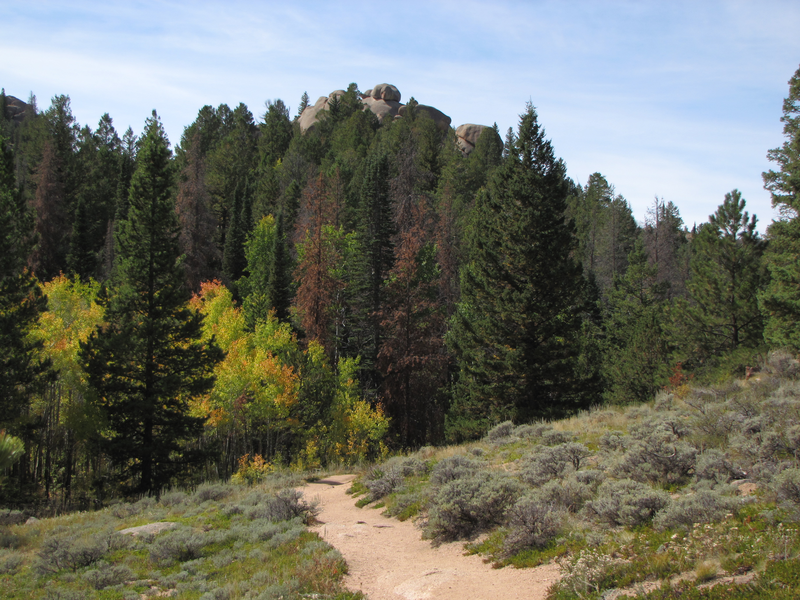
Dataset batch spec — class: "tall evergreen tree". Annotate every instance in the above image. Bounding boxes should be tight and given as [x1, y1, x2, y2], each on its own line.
[678, 190, 766, 360]
[0, 132, 49, 429]
[81, 112, 221, 495]
[760, 63, 800, 351]
[602, 239, 671, 403]
[447, 103, 585, 439]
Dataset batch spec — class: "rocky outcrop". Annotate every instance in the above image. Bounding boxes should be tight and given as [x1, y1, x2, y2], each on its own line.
[298, 83, 451, 133]
[297, 90, 346, 133]
[3, 94, 28, 124]
[361, 96, 403, 122]
[363, 84, 401, 102]
[456, 123, 492, 155]
[398, 104, 451, 131]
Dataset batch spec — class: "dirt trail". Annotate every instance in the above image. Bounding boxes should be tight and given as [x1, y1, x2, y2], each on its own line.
[303, 474, 560, 600]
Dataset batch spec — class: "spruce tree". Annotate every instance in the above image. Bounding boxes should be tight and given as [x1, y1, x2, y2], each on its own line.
[81, 112, 221, 495]
[447, 103, 585, 438]
[760, 63, 800, 351]
[679, 190, 766, 359]
[0, 132, 49, 428]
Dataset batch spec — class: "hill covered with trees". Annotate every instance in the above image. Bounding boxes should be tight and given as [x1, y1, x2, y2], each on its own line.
[1, 64, 799, 505]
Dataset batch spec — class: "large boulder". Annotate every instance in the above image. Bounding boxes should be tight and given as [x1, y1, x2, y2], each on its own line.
[364, 84, 401, 102]
[398, 104, 452, 131]
[361, 96, 403, 122]
[297, 90, 346, 133]
[456, 123, 491, 155]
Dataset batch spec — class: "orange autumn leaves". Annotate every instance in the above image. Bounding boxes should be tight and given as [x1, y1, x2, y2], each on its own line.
[189, 280, 298, 431]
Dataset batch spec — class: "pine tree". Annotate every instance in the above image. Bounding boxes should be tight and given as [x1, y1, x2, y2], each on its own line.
[679, 190, 766, 359]
[760, 63, 800, 351]
[447, 103, 585, 438]
[29, 140, 69, 280]
[81, 112, 222, 495]
[602, 239, 671, 403]
[0, 132, 49, 428]
[176, 131, 219, 290]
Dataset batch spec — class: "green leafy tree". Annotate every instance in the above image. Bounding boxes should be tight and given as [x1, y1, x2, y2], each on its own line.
[81, 112, 222, 495]
[761, 64, 800, 351]
[447, 103, 585, 439]
[678, 190, 766, 360]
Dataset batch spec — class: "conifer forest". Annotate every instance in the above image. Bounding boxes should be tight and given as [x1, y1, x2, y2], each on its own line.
[1, 63, 800, 506]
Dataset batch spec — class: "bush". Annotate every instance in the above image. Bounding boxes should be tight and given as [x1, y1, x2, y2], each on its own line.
[695, 449, 746, 486]
[774, 468, 800, 507]
[425, 472, 523, 541]
[485, 421, 516, 443]
[430, 455, 481, 486]
[504, 495, 564, 554]
[615, 423, 698, 485]
[149, 526, 212, 566]
[82, 562, 136, 590]
[519, 443, 591, 486]
[194, 482, 235, 503]
[0, 550, 23, 575]
[246, 489, 320, 524]
[363, 465, 404, 501]
[654, 489, 736, 529]
[538, 475, 596, 513]
[586, 479, 670, 527]
[764, 350, 800, 378]
[35, 528, 127, 574]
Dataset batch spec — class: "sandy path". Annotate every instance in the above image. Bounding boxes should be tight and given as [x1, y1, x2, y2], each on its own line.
[303, 474, 561, 600]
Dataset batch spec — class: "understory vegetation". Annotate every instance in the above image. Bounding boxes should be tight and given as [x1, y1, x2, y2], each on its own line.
[350, 353, 800, 599]
[0, 473, 362, 600]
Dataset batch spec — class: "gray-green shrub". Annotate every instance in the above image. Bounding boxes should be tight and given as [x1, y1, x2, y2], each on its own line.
[586, 479, 670, 527]
[82, 562, 135, 590]
[425, 472, 523, 541]
[504, 495, 565, 554]
[430, 455, 481, 485]
[246, 489, 319, 524]
[654, 489, 736, 530]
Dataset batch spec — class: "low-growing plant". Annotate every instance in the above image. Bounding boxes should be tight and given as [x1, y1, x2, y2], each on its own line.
[35, 528, 129, 574]
[82, 561, 136, 590]
[194, 482, 235, 503]
[425, 472, 523, 541]
[485, 421, 516, 443]
[654, 489, 737, 530]
[503, 495, 565, 555]
[246, 489, 320, 524]
[363, 465, 404, 501]
[429, 455, 481, 485]
[586, 479, 670, 527]
[538, 475, 596, 513]
[149, 525, 213, 566]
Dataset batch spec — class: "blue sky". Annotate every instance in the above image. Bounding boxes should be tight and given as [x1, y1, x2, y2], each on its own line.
[3, 0, 799, 230]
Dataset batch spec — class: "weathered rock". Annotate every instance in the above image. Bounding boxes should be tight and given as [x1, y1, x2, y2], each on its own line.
[25, 516, 39, 525]
[119, 522, 177, 536]
[398, 104, 452, 131]
[369, 83, 401, 102]
[299, 83, 453, 135]
[3, 95, 29, 124]
[298, 91, 348, 133]
[362, 96, 403, 122]
[456, 123, 492, 155]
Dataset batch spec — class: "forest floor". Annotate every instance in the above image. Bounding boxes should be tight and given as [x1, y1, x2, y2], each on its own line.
[304, 474, 560, 600]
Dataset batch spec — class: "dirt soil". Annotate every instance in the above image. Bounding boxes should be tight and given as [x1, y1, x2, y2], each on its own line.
[303, 474, 561, 600]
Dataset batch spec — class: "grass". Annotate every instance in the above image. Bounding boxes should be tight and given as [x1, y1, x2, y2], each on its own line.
[0, 474, 364, 600]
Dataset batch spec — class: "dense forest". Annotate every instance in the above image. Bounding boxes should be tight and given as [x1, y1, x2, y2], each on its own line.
[1, 65, 799, 507]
